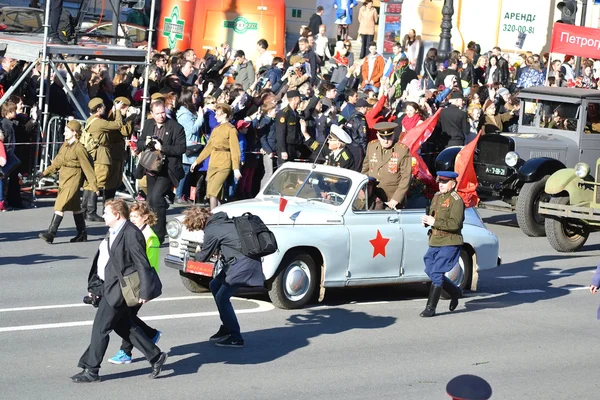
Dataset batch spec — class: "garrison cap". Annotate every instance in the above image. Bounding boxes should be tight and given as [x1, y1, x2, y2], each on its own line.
[374, 121, 398, 137]
[66, 119, 82, 133]
[355, 98, 372, 108]
[115, 96, 131, 106]
[151, 92, 165, 101]
[88, 97, 104, 110]
[446, 374, 492, 400]
[437, 171, 459, 181]
[287, 90, 301, 99]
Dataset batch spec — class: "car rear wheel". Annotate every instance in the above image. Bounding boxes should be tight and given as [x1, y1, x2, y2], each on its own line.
[516, 175, 550, 237]
[441, 249, 472, 299]
[545, 196, 589, 252]
[179, 271, 211, 293]
[268, 252, 318, 309]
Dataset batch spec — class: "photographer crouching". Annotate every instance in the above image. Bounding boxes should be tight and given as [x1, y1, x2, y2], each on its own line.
[72, 199, 167, 383]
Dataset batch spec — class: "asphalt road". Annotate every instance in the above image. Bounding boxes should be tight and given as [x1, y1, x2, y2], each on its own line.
[1, 199, 600, 399]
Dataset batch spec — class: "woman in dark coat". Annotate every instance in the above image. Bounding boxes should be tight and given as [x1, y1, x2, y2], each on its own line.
[184, 207, 265, 348]
[422, 48, 438, 90]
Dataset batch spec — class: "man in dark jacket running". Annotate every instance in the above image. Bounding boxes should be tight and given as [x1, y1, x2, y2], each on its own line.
[183, 208, 265, 348]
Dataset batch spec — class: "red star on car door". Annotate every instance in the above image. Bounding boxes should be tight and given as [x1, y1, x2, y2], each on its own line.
[369, 230, 390, 258]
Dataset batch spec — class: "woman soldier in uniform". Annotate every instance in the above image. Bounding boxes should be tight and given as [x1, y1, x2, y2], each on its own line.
[39, 120, 99, 244]
[81, 97, 124, 221]
[190, 103, 241, 210]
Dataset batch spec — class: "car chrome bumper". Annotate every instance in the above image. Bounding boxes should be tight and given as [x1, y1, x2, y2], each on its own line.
[164, 254, 184, 270]
[538, 202, 600, 221]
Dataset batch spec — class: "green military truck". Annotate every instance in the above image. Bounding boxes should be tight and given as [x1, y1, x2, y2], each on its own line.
[538, 159, 600, 252]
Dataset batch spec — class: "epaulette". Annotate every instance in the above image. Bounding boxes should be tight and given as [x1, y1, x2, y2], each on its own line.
[341, 151, 349, 161]
[309, 141, 319, 151]
[451, 192, 461, 201]
[369, 139, 378, 144]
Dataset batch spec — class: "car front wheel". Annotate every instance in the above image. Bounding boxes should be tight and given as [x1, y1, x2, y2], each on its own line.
[268, 252, 318, 309]
[516, 175, 550, 237]
[545, 196, 589, 252]
[179, 271, 211, 293]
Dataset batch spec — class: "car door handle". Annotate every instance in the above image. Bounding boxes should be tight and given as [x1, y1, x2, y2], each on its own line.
[387, 216, 399, 223]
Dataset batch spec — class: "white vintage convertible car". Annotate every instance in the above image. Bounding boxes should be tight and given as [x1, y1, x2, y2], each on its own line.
[164, 162, 501, 309]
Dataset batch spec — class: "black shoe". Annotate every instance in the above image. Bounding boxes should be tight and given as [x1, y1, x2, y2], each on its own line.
[39, 214, 63, 243]
[420, 285, 442, 318]
[149, 352, 168, 379]
[209, 325, 231, 342]
[71, 369, 100, 383]
[87, 213, 104, 222]
[442, 278, 463, 312]
[70, 213, 88, 242]
[215, 337, 244, 348]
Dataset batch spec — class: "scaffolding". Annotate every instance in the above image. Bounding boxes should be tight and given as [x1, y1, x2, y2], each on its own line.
[0, 0, 157, 202]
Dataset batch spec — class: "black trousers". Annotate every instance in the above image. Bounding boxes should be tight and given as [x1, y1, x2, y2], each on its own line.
[49, 0, 63, 36]
[146, 174, 172, 243]
[120, 304, 158, 355]
[78, 296, 160, 372]
[360, 35, 374, 59]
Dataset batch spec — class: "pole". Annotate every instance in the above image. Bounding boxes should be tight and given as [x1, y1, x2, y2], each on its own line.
[574, 0, 588, 76]
[140, 0, 157, 132]
[438, 0, 455, 62]
[0, 60, 39, 107]
[546, 53, 553, 84]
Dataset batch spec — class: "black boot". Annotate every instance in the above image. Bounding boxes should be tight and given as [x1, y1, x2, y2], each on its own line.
[39, 214, 63, 243]
[420, 285, 442, 318]
[87, 190, 103, 222]
[70, 213, 88, 242]
[442, 277, 463, 312]
[81, 190, 90, 220]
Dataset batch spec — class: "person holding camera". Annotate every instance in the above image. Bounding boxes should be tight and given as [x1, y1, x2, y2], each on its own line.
[419, 171, 465, 318]
[73, 199, 166, 383]
[137, 101, 186, 244]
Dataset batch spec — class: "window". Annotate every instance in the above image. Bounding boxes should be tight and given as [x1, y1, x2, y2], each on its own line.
[352, 182, 369, 212]
[521, 99, 579, 131]
[585, 102, 600, 134]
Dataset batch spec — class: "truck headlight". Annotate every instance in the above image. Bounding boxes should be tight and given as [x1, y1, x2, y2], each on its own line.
[504, 151, 519, 167]
[166, 219, 182, 238]
[575, 162, 590, 178]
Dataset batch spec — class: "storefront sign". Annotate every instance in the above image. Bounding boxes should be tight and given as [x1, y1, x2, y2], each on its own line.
[163, 6, 185, 49]
[550, 22, 600, 59]
[497, 0, 550, 51]
[223, 16, 259, 34]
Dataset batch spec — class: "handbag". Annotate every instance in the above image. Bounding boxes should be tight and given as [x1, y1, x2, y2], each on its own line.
[185, 143, 204, 157]
[138, 149, 164, 173]
[106, 240, 141, 307]
[2, 152, 21, 177]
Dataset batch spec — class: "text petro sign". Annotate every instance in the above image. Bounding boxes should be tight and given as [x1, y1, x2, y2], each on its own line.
[550, 23, 600, 59]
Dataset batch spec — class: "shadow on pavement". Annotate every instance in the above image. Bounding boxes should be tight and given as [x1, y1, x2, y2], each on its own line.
[99, 308, 396, 381]
[0, 253, 83, 265]
[481, 213, 519, 228]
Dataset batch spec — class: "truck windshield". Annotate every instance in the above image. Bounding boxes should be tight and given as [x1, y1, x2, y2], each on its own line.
[263, 168, 352, 205]
[521, 100, 580, 132]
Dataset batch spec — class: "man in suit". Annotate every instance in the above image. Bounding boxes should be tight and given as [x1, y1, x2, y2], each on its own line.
[72, 199, 167, 383]
[137, 101, 186, 244]
[439, 90, 469, 147]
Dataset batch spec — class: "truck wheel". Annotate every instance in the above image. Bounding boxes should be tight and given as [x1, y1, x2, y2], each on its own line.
[441, 249, 472, 299]
[179, 271, 211, 293]
[516, 175, 550, 237]
[268, 252, 318, 309]
[545, 196, 589, 252]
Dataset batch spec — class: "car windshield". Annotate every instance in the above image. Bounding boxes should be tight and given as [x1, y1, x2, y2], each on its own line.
[263, 168, 352, 206]
[521, 100, 580, 132]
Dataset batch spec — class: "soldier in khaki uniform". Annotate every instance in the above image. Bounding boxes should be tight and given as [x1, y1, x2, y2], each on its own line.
[104, 96, 133, 201]
[420, 171, 465, 318]
[191, 103, 241, 210]
[39, 120, 98, 244]
[361, 122, 412, 209]
[81, 97, 124, 221]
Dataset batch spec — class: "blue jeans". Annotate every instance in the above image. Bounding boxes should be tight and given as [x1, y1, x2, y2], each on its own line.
[209, 272, 242, 340]
[0, 176, 4, 202]
[175, 164, 191, 198]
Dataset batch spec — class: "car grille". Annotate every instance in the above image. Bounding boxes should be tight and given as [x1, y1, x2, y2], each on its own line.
[180, 240, 202, 261]
[474, 135, 515, 189]
[477, 137, 512, 165]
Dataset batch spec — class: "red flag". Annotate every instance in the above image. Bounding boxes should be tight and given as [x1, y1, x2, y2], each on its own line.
[279, 197, 288, 212]
[401, 109, 442, 183]
[454, 131, 481, 208]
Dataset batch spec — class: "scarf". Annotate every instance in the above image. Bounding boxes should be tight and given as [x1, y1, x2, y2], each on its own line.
[402, 113, 421, 131]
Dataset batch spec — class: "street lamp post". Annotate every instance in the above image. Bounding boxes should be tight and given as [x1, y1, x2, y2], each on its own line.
[437, 0, 454, 61]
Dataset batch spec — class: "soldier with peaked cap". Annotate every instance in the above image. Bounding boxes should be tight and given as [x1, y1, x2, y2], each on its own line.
[81, 97, 124, 221]
[275, 90, 303, 165]
[446, 374, 492, 400]
[420, 170, 465, 317]
[300, 122, 355, 170]
[361, 121, 412, 209]
[39, 120, 98, 244]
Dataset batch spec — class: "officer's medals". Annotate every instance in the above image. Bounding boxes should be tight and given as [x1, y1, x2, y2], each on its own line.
[388, 152, 399, 174]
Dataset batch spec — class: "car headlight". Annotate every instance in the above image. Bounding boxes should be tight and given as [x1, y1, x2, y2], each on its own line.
[166, 219, 182, 238]
[504, 151, 519, 167]
[575, 162, 590, 178]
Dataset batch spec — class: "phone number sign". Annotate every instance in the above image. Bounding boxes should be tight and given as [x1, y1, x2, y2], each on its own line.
[497, 0, 550, 51]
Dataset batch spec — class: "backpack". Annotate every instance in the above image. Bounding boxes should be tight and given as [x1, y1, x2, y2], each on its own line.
[232, 212, 278, 258]
[80, 117, 99, 153]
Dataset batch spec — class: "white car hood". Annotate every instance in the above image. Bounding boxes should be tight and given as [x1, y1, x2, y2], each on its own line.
[213, 196, 344, 225]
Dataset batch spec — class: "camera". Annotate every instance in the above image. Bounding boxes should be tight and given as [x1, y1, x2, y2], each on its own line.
[83, 294, 100, 307]
[255, 75, 269, 92]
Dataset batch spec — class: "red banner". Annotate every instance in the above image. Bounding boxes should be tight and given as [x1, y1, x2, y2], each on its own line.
[550, 23, 600, 59]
